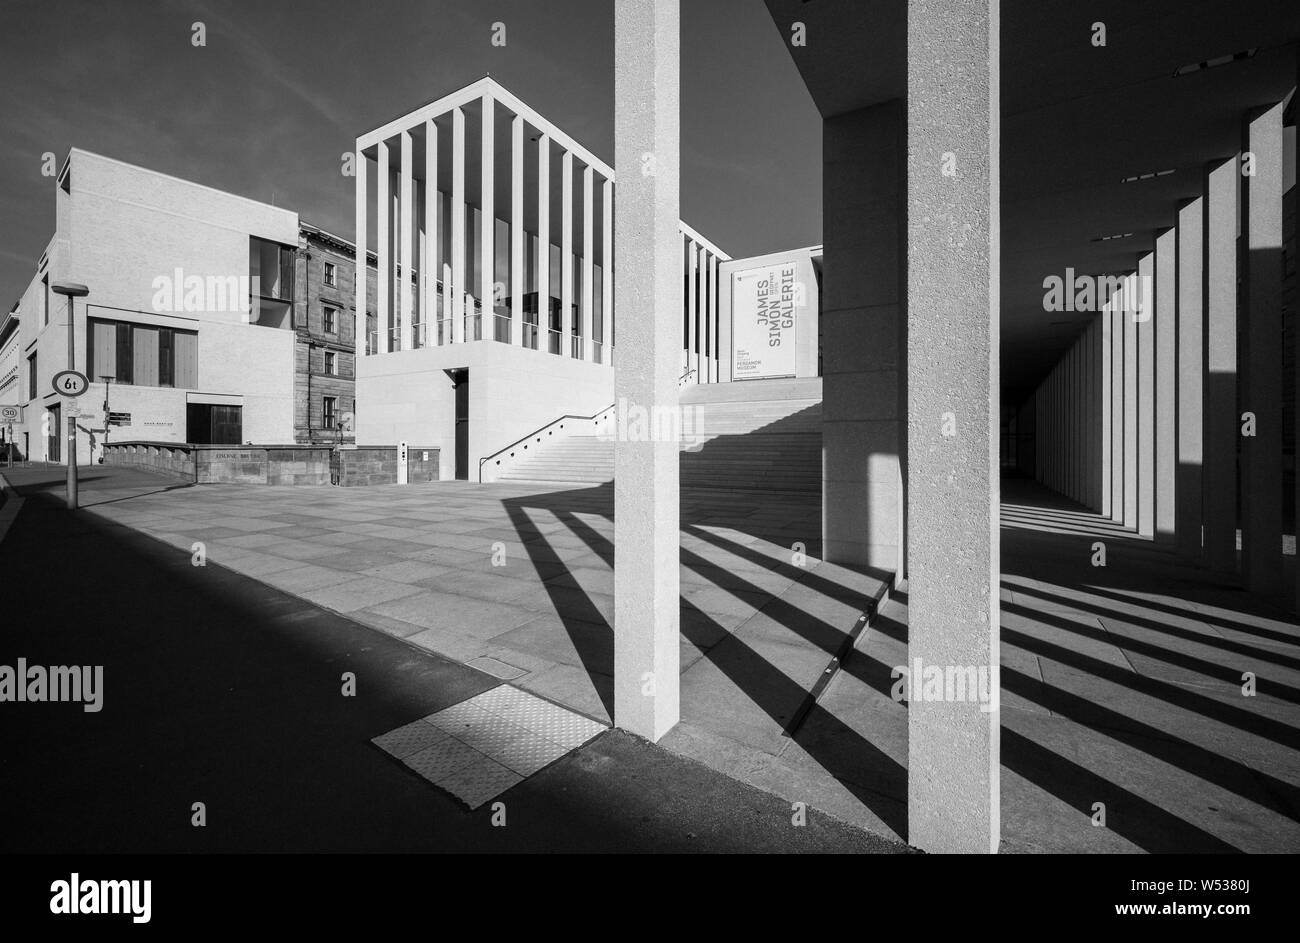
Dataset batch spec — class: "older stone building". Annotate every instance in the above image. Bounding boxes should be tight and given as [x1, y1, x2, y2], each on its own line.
[293, 222, 376, 444]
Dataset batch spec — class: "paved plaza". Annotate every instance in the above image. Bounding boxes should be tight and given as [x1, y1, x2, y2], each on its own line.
[4, 465, 1298, 851]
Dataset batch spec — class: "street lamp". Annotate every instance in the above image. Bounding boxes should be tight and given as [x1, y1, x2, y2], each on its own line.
[99, 374, 115, 463]
[52, 282, 89, 510]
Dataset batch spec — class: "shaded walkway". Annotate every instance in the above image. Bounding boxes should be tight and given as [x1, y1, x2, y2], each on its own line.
[993, 479, 1300, 852]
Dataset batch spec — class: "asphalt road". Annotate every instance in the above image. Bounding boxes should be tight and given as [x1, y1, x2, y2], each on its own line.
[0, 465, 906, 853]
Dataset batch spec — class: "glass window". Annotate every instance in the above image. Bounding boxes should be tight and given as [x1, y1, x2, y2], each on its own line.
[324, 262, 336, 287]
[323, 305, 337, 334]
[87, 318, 196, 388]
[322, 396, 337, 429]
[324, 351, 336, 375]
[27, 353, 36, 401]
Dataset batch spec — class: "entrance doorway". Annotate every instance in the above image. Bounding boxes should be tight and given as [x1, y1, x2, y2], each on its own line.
[453, 370, 469, 480]
[47, 403, 60, 463]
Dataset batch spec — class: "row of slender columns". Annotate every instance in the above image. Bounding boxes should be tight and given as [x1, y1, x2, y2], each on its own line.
[681, 236, 721, 383]
[356, 98, 618, 361]
[1032, 98, 1292, 607]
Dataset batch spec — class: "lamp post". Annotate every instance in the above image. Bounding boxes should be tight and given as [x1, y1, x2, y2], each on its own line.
[52, 282, 89, 510]
[99, 374, 115, 463]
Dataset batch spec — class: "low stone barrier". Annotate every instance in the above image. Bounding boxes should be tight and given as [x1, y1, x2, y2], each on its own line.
[103, 442, 439, 486]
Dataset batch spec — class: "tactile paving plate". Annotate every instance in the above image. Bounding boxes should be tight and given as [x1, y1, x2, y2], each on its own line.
[371, 684, 607, 808]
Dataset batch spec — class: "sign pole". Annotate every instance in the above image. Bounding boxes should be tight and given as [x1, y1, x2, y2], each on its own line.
[66, 299, 78, 510]
[52, 282, 90, 511]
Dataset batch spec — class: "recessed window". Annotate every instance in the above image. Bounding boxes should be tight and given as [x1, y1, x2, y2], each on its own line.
[41, 275, 49, 328]
[323, 304, 338, 334]
[322, 396, 337, 429]
[27, 352, 36, 401]
[324, 262, 336, 287]
[87, 318, 197, 388]
[324, 351, 336, 375]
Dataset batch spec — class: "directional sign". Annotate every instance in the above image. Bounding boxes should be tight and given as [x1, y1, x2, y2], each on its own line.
[51, 370, 90, 397]
[0, 405, 21, 423]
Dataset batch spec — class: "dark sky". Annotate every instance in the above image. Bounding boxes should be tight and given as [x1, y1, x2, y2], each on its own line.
[0, 0, 822, 306]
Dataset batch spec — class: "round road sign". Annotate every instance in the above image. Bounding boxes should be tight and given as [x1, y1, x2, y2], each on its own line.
[51, 370, 90, 397]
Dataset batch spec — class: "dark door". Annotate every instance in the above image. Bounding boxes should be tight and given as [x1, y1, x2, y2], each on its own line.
[186, 404, 243, 444]
[211, 405, 242, 445]
[47, 403, 60, 463]
[454, 370, 469, 480]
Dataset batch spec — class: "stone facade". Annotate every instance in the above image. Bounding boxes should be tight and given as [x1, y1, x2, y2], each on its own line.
[294, 223, 377, 445]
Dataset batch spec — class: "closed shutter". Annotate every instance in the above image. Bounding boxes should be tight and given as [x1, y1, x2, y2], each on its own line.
[91, 321, 117, 383]
[173, 331, 197, 389]
[133, 326, 159, 386]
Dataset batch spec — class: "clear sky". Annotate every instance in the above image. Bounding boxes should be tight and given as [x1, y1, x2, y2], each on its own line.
[0, 0, 822, 307]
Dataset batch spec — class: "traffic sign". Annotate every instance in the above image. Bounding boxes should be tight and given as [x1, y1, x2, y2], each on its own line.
[51, 370, 90, 397]
[0, 405, 21, 423]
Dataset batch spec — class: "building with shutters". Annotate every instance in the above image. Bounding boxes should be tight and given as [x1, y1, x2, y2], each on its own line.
[5, 148, 301, 464]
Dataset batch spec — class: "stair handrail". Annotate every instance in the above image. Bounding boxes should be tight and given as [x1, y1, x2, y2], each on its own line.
[477, 368, 699, 481]
[478, 404, 616, 482]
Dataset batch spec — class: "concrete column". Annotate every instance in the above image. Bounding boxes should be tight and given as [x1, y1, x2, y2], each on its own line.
[400, 129, 414, 352]
[612, 0, 680, 742]
[377, 140, 390, 353]
[1203, 157, 1238, 572]
[1101, 304, 1112, 514]
[481, 94, 495, 340]
[822, 101, 905, 574]
[1176, 198, 1204, 558]
[1123, 273, 1138, 529]
[561, 150, 574, 356]
[710, 254, 720, 383]
[1137, 252, 1155, 538]
[452, 107, 466, 345]
[423, 119, 438, 347]
[354, 145, 367, 359]
[906, 0, 999, 855]
[602, 177, 614, 360]
[582, 164, 594, 361]
[689, 241, 700, 380]
[1241, 102, 1284, 596]
[537, 134, 551, 350]
[1155, 230, 1177, 541]
[511, 115, 524, 347]
[1110, 299, 1124, 521]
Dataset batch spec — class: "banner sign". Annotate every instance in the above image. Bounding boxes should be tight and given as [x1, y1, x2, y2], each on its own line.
[731, 264, 798, 380]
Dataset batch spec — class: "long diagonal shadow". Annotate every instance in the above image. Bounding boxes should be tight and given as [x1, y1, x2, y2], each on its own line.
[1001, 730, 1244, 853]
[1007, 583, 1300, 672]
[501, 483, 906, 836]
[1002, 601, 1300, 704]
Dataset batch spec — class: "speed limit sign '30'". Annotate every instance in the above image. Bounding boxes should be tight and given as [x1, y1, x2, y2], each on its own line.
[52, 370, 90, 397]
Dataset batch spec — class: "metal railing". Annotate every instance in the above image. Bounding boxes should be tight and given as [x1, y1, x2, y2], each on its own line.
[361, 306, 613, 366]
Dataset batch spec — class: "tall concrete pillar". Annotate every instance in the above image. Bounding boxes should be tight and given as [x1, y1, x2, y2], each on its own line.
[537, 134, 551, 350]
[822, 101, 905, 575]
[711, 255, 720, 383]
[424, 119, 438, 347]
[1176, 198, 1204, 559]
[480, 95, 496, 340]
[1137, 252, 1155, 538]
[1101, 305, 1112, 514]
[1203, 157, 1238, 572]
[1123, 274, 1138, 529]
[1155, 230, 1177, 541]
[511, 115, 524, 347]
[582, 165, 594, 361]
[354, 144, 367, 359]
[602, 177, 614, 360]
[561, 150, 574, 356]
[1241, 103, 1284, 596]
[906, 0, 999, 855]
[400, 129, 414, 352]
[1110, 299, 1124, 522]
[612, 0, 681, 742]
[376, 140, 390, 353]
[451, 108, 466, 345]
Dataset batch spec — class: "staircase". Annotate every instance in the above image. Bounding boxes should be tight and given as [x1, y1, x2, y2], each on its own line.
[496, 377, 822, 492]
